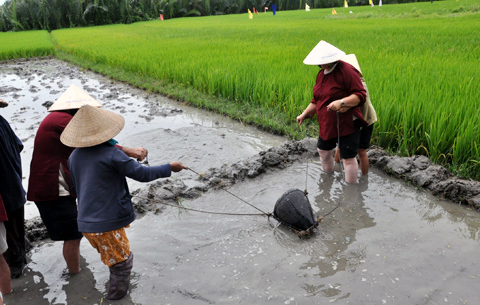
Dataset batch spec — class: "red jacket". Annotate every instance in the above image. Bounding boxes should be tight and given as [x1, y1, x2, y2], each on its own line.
[27, 111, 75, 201]
[311, 61, 367, 141]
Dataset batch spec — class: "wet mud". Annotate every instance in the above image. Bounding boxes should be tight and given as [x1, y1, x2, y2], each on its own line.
[2, 58, 480, 305]
[368, 148, 480, 208]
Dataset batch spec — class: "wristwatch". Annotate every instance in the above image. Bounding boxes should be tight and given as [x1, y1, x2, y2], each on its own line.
[340, 99, 345, 107]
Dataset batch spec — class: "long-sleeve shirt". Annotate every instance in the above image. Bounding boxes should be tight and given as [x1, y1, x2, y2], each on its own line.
[27, 111, 75, 201]
[0, 115, 26, 213]
[68, 143, 172, 233]
[311, 61, 367, 141]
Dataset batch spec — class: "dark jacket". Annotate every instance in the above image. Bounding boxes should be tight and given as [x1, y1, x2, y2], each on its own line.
[0, 115, 26, 213]
[69, 143, 172, 233]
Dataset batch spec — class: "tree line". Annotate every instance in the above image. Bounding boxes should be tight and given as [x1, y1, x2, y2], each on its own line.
[0, 0, 426, 32]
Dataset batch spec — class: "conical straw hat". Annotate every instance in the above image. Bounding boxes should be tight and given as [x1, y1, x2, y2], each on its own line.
[60, 105, 125, 148]
[303, 40, 346, 65]
[48, 84, 103, 112]
[341, 54, 363, 76]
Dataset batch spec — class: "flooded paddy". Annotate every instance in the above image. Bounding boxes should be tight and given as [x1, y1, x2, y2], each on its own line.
[1, 58, 479, 305]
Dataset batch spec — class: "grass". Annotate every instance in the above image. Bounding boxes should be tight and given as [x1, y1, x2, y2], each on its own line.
[1, 1, 480, 179]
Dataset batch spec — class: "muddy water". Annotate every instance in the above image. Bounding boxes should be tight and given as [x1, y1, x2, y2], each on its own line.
[2, 59, 480, 305]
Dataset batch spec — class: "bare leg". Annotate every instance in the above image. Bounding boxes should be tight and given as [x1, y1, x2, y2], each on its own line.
[0, 255, 12, 295]
[343, 157, 359, 184]
[358, 148, 369, 175]
[318, 148, 335, 173]
[63, 238, 82, 274]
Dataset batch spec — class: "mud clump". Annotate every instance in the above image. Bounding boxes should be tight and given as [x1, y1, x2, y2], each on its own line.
[369, 147, 480, 209]
[25, 216, 48, 242]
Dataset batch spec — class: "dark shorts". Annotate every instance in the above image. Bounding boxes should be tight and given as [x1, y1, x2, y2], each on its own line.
[35, 196, 83, 241]
[359, 123, 374, 150]
[317, 120, 362, 159]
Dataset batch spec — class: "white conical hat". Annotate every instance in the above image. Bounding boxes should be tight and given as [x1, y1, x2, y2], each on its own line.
[303, 40, 346, 65]
[341, 54, 363, 76]
[60, 104, 125, 148]
[48, 84, 103, 112]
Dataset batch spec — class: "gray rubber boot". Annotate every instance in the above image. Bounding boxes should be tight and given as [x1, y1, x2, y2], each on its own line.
[106, 252, 134, 300]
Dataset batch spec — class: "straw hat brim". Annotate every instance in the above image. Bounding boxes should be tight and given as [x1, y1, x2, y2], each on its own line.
[303, 40, 346, 65]
[48, 84, 102, 112]
[60, 104, 125, 148]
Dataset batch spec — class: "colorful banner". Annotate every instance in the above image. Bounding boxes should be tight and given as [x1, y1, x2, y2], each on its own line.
[272, 4, 277, 15]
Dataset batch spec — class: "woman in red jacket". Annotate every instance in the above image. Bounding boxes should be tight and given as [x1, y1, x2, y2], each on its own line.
[297, 41, 367, 183]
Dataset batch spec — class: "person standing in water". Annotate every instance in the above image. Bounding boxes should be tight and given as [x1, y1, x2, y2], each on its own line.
[27, 85, 148, 275]
[297, 41, 367, 183]
[334, 54, 377, 176]
[0, 99, 28, 279]
[61, 104, 187, 300]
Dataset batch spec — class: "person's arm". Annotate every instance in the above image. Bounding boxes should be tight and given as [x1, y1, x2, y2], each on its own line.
[112, 149, 187, 182]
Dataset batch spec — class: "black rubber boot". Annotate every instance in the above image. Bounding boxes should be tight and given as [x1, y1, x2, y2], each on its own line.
[106, 252, 134, 300]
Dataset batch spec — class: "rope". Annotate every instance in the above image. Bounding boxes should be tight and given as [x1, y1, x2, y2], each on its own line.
[188, 168, 272, 217]
[132, 195, 267, 217]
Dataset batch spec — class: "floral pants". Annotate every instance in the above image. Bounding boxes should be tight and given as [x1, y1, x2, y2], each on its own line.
[83, 226, 131, 267]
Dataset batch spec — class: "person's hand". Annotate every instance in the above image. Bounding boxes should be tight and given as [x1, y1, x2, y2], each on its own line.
[327, 100, 342, 112]
[337, 106, 349, 113]
[297, 113, 306, 125]
[123, 147, 148, 161]
[170, 161, 188, 172]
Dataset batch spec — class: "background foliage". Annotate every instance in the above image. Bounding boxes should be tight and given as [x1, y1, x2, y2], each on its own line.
[0, 0, 436, 31]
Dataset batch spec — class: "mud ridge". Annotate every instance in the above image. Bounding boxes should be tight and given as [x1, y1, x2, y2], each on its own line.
[129, 138, 317, 212]
[26, 139, 480, 242]
[368, 147, 480, 209]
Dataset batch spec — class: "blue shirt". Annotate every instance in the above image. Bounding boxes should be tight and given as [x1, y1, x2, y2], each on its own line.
[68, 143, 172, 233]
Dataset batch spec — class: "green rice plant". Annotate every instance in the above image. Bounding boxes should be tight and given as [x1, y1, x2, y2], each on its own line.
[50, 3, 480, 177]
[0, 30, 54, 60]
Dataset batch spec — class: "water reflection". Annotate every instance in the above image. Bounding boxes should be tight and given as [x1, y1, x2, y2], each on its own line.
[414, 195, 480, 241]
[294, 173, 376, 298]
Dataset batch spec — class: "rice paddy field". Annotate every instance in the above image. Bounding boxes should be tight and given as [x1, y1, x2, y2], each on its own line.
[1, 0, 480, 179]
[0, 30, 54, 59]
